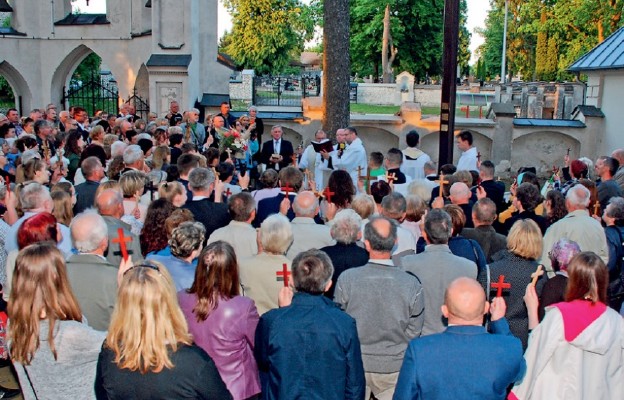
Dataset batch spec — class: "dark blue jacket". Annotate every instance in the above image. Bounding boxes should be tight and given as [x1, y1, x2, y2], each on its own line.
[255, 293, 365, 400]
[393, 319, 525, 400]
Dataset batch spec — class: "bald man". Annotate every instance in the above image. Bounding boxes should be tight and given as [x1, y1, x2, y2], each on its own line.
[335, 216, 424, 400]
[66, 210, 118, 331]
[393, 278, 525, 400]
[96, 189, 144, 266]
[285, 191, 335, 259]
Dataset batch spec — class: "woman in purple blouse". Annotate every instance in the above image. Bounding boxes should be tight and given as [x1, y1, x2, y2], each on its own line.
[178, 241, 261, 400]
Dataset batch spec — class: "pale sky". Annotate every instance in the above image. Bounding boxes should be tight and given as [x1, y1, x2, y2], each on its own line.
[74, 0, 490, 64]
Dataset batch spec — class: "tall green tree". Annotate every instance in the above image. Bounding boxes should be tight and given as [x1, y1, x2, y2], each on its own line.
[223, 0, 318, 74]
[350, 0, 470, 82]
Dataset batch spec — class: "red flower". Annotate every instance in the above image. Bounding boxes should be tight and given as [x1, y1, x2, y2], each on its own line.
[234, 132, 240, 138]
[224, 131, 231, 137]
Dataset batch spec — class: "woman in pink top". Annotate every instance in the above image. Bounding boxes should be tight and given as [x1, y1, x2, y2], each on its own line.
[178, 241, 261, 400]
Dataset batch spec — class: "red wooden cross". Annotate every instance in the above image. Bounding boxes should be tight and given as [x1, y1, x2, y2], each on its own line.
[281, 185, 294, 197]
[322, 186, 335, 203]
[224, 187, 233, 197]
[275, 263, 291, 287]
[491, 275, 511, 298]
[112, 228, 132, 261]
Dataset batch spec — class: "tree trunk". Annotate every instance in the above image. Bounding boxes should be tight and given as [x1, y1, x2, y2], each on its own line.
[322, 0, 351, 140]
[381, 4, 398, 84]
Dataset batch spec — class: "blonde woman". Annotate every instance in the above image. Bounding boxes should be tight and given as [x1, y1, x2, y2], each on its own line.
[94, 261, 231, 399]
[119, 170, 148, 225]
[484, 219, 545, 350]
[9, 242, 106, 399]
[158, 181, 187, 207]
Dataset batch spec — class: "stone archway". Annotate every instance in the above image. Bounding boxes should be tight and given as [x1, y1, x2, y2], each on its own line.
[280, 126, 303, 148]
[511, 130, 580, 172]
[352, 126, 399, 156]
[0, 61, 33, 113]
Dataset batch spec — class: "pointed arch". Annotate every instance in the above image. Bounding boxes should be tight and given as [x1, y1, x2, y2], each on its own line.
[0, 61, 33, 114]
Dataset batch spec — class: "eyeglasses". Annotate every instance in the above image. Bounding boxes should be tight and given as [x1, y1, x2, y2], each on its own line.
[123, 263, 161, 276]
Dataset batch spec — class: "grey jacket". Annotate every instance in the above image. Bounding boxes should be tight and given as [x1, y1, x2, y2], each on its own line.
[399, 244, 478, 336]
[334, 260, 424, 373]
[15, 320, 106, 400]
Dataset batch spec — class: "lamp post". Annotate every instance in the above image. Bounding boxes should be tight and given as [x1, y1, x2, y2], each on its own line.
[501, 0, 509, 83]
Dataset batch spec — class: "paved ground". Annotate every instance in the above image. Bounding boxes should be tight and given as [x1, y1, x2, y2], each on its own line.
[0, 364, 23, 400]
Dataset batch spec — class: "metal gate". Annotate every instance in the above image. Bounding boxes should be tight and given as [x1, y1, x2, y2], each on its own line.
[62, 73, 119, 117]
[126, 88, 150, 121]
[253, 75, 320, 107]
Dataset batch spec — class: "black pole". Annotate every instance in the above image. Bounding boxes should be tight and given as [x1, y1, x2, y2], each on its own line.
[438, 0, 460, 169]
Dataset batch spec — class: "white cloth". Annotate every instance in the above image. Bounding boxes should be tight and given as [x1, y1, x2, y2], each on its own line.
[401, 148, 431, 180]
[511, 304, 624, 400]
[333, 138, 367, 187]
[298, 144, 325, 190]
[393, 225, 416, 257]
[457, 146, 478, 171]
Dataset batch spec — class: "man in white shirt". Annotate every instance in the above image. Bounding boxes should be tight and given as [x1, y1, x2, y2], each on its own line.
[456, 130, 479, 172]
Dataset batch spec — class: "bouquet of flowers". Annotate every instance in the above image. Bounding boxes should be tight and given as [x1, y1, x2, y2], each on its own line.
[219, 128, 249, 159]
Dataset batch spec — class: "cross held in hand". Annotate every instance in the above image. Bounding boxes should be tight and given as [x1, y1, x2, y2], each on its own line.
[291, 153, 298, 166]
[281, 184, 294, 197]
[477, 151, 481, 162]
[436, 173, 449, 198]
[358, 168, 375, 182]
[385, 172, 397, 183]
[276, 263, 291, 287]
[531, 265, 544, 286]
[322, 186, 335, 203]
[112, 228, 132, 261]
[593, 200, 600, 217]
[491, 275, 511, 298]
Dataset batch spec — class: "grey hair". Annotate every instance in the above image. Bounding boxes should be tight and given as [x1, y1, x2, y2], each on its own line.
[123, 144, 144, 165]
[566, 184, 591, 208]
[381, 192, 406, 220]
[292, 192, 319, 217]
[292, 249, 334, 294]
[168, 126, 183, 135]
[260, 214, 294, 254]
[169, 221, 206, 258]
[70, 209, 108, 253]
[424, 209, 452, 244]
[364, 216, 397, 252]
[137, 133, 152, 142]
[606, 197, 624, 221]
[111, 141, 128, 157]
[20, 183, 51, 210]
[248, 106, 258, 112]
[188, 167, 215, 192]
[330, 209, 362, 244]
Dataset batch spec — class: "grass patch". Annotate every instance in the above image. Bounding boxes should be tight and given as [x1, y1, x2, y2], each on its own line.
[350, 104, 400, 114]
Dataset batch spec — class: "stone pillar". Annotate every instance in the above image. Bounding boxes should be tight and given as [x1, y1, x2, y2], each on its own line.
[395, 71, 415, 105]
[489, 103, 516, 164]
[554, 84, 565, 120]
[156, 0, 185, 49]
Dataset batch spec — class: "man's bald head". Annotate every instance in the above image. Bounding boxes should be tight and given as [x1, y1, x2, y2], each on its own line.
[449, 182, 471, 205]
[96, 189, 124, 218]
[364, 216, 397, 254]
[292, 191, 319, 218]
[611, 149, 624, 166]
[442, 277, 488, 325]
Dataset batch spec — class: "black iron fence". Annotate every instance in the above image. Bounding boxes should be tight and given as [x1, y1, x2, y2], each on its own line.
[126, 88, 150, 121]
[253, 75, 321, 107]
[63, 73, 119, 117]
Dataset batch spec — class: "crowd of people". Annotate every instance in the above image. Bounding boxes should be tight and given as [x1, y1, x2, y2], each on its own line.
[0, 101, 622, 400]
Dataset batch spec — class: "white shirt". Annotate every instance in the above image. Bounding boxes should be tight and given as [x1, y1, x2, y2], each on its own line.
[333, 137, 367, 188]
[457, 146, 478, 171]
[401, 147, 431, 180]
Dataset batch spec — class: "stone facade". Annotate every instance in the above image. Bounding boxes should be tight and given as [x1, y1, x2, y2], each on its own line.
[0, 0, 232, 115]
